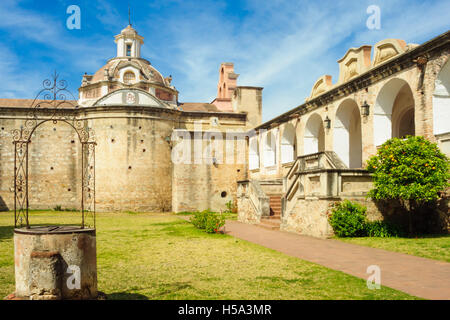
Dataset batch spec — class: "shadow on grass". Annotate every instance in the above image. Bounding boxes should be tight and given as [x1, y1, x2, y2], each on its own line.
[106, 292, 149, 300]
[148, 282, 193, 299]
[410, 234, 450, 239]
[107, 282, 193, 300]
[0, 225, 15, 241]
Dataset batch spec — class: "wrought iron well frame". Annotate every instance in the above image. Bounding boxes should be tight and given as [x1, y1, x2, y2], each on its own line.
[12, 72, 96, 229]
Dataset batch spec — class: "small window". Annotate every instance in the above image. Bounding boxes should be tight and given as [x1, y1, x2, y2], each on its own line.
[126, 44, 132, 56]
[123, 71, 135, 84]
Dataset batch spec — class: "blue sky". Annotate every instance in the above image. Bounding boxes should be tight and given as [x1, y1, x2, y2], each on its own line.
[0, 0, 449, 122]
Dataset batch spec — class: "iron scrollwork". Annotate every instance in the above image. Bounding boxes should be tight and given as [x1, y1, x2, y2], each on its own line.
[12, 72, 96, 229]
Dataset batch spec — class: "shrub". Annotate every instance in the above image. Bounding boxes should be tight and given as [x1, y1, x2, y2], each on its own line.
[328, 200, 367, 237]
[190, 210, 225, 233]
[365, 221, 401, 238]
[190, 210, 210, 230]
[205, 212, 226, 233]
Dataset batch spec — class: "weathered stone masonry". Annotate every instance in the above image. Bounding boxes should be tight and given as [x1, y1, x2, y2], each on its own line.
[238, 32, 450, 237]
[0, 25, 261, 213]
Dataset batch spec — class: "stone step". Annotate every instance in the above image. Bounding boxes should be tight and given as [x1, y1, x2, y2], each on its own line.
[260, 218, 281, 226]
[256, 224, 280, 231]
[257, 218, 281, 230]
[269, 195, 282, 217]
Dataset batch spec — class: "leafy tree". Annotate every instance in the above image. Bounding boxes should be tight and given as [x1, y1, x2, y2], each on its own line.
[367, 136, 449, 234]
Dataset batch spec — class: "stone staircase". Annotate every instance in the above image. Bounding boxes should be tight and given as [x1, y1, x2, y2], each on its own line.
[257, 195, 282, 230]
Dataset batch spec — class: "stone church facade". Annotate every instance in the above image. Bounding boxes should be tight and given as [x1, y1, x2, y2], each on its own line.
[0, 25, 448, 237]
[0, 25, 262, 213]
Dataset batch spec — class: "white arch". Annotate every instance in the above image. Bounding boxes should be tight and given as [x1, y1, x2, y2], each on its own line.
[249, 136, 260, 170]
[263, 130, 277, 167]
[281, 123, 295, 163]
[433, 60, 450, 135]
[374, 78, 414, 145]
[334, 99, 362, 168]
[304, 113, 324, 155]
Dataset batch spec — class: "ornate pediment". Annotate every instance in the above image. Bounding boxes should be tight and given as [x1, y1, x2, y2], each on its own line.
[93, 88, 173, 109]
[372, 39, 407, 66]
[307, 75, 333, 101]
[337, 45, 372, 84]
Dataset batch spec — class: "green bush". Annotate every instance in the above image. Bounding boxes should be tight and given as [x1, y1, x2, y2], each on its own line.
[328, 200, 367, 237]
[205, 212, 226, 233]
[367, 136, 449, 235]
[365, 221, 401, 238]
[190, 210, 225, 233]
[328, 200, 402, 238]
[367, 136, 449, 203]
[190, 210, 210, 229]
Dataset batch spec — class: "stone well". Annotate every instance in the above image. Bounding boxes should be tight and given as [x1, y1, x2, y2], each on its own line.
[13, 226, 97, 300]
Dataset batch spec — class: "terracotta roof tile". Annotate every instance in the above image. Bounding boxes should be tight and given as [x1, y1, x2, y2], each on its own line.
[179, 103, 221, 112]
[0, 99, 78, 109]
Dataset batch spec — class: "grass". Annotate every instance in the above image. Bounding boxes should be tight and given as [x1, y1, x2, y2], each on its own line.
[175, 210, 238, 220]
[335, 235, 450, 263]
[0, 211, 418, 300]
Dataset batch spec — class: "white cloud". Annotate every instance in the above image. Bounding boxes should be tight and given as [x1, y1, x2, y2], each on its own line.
[0, 0, 448, 122]
[145, 0, 449, 121]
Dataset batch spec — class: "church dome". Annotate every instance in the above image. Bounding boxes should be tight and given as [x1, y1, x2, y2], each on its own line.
[78, 24, 177, 107]
[91, 58, 166, 85]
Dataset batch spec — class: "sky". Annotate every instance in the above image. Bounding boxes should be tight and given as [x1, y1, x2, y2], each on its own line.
[0, 0, 449, 122]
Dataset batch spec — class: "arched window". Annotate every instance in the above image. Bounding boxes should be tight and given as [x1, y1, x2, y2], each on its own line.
[281, 123, 295, 163]
[249, 136, 260, 170]
[264, 131, 277, 167]
[304, 113, 324, 155]
[374, 78, 415, 146]
[334, 99, 362, 168]
[123, 71, 135, 84]
[433, 60, 450, 135]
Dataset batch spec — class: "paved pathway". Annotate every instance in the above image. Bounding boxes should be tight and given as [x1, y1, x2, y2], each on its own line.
[222, 220, 450, 300]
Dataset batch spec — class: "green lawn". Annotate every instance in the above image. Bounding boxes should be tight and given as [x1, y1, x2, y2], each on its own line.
[0, 211, 418, 300]
[335, 235, 450, 263]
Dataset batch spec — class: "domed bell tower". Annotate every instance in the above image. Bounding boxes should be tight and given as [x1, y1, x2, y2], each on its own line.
[114, 25, 144, 58]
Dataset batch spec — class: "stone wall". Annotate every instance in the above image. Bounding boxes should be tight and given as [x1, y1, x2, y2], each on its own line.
[0, 105, 249, 213]
[172, 134, 246, 212]
[88, 109, 175, 212]
[0, 116, 82, 211]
